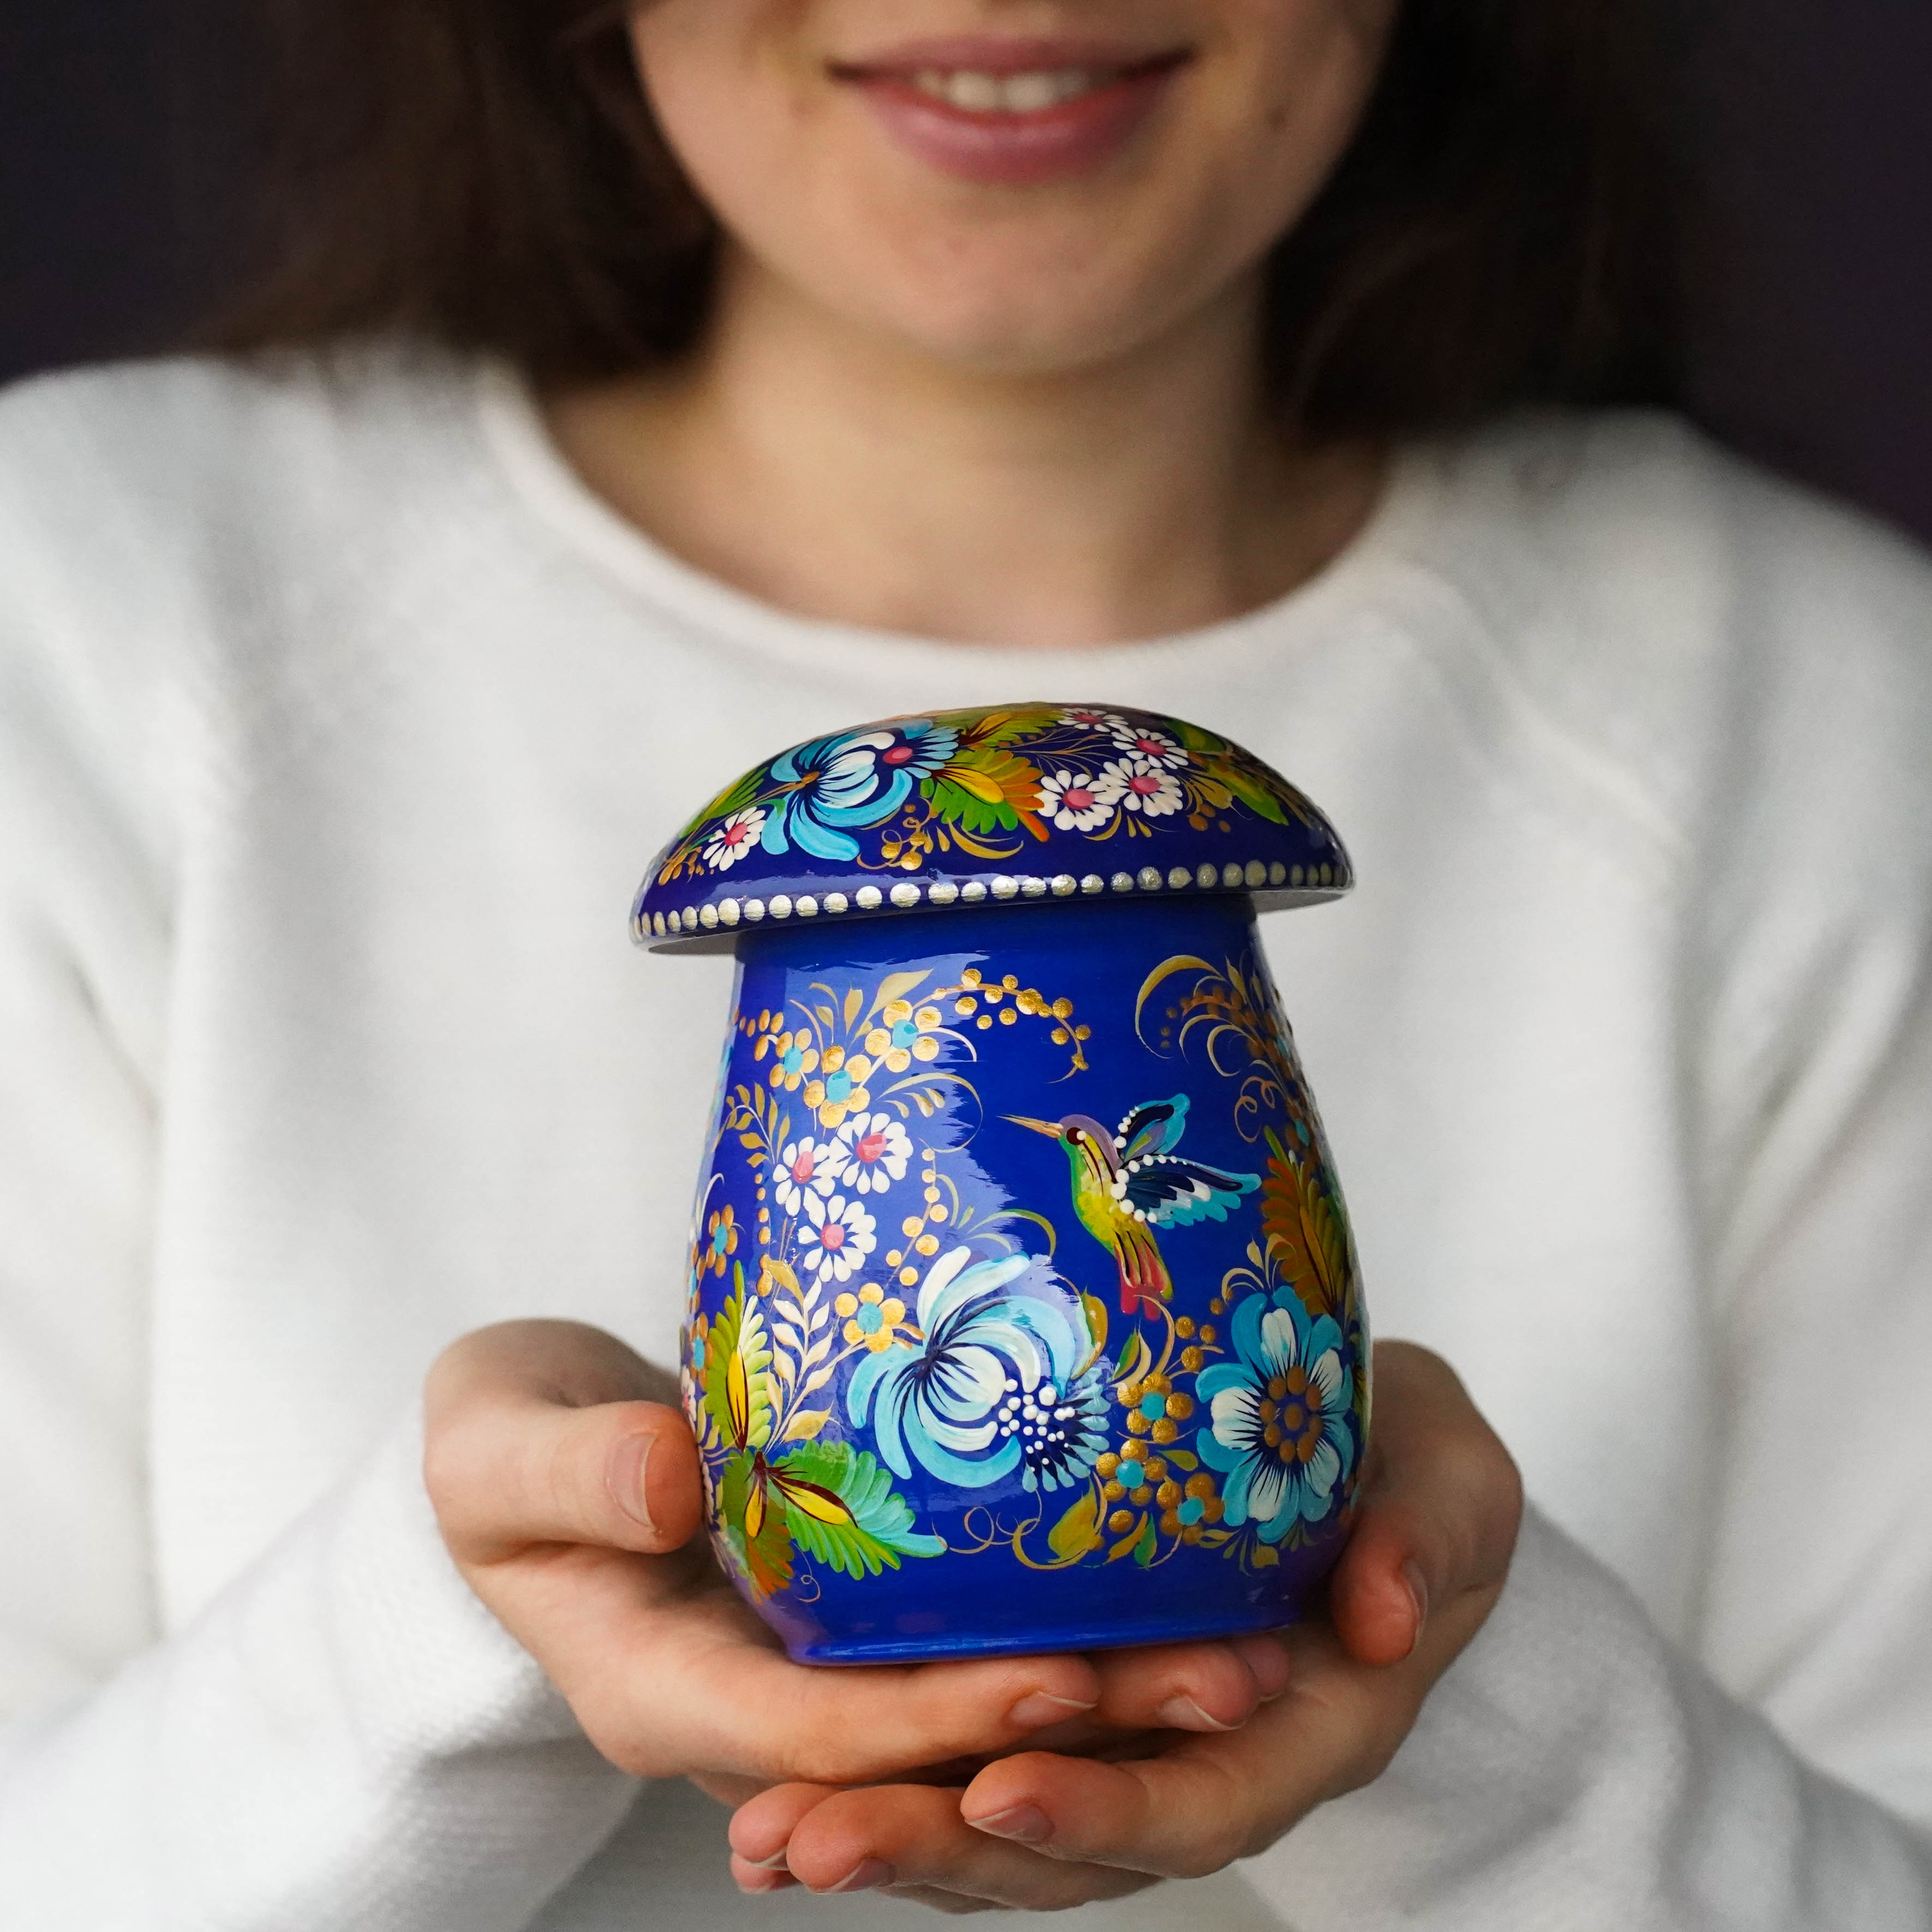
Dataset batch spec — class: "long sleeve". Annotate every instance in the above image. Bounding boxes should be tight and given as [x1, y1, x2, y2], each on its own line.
[0, 1416, 638, 1928]
[0, 369, 638, 1928]
[1244, 428, 1932, 1928]
[1245, 1505, 1932, 1929]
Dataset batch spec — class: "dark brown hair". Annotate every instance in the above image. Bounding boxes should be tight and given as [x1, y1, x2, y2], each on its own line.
[211, 0, 1677, 434]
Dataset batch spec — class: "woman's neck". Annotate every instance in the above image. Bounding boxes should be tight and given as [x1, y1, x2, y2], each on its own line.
[543, 256, 1385, 649]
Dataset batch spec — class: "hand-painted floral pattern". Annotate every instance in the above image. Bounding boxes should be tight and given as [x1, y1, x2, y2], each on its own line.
[836, 1110, 912, 1194]
[704, 806, 767, 871]
[836, 1282, 909, 1352]
[1037, 768, 1117, 833]
[804, 1044, 874, 1130]
[846, 1249, 1110, 1494]
[773, 1134, 847, 1216]
[765, 1027, 819, 1092]
[863, 1000, 944, 1074]
[701, 1204, 738, 1277]
[691, 941, 1361, 1613]
[1109, 724, 1189, 769]
[647, 703, 1338, 895]
[1095, 755, 1186, 818]
[758, 720, 963, 863]
[1195, 1290, 1354, 1541]
[798, 1192, 876, 1284]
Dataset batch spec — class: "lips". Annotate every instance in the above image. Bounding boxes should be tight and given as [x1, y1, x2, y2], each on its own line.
[832, 38, 1191, 186]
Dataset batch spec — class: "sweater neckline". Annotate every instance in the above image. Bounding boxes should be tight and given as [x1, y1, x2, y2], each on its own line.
[472, 358, 1440, 693]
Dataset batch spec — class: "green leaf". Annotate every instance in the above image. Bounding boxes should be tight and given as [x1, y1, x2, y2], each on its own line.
[923, 774, 1019, 838]
[1249, 1541, 1281, 1570]
[1046, 1487, 1104, 1563]
[774, 1440, 943, 1578]
[1216, 764, 1290, 825]
[1131, 1519, 1159, 1568]
[719, 1453, 795, 1598]
[707, 1285, 775, 1452]
[1164, 1448, 1199, 1472]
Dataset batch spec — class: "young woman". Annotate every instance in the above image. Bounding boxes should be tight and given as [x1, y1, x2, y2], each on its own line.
[2, 1, 1929, 1925]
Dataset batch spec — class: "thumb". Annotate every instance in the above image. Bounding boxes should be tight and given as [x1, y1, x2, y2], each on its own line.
[1326, 1340, 1522, 1668]
[423, 1319, 705, 1562]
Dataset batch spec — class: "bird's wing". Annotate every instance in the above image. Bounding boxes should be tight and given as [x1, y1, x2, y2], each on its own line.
[1116, 1155, 1259, 1228]
[1116, 1094, 1189, 1164]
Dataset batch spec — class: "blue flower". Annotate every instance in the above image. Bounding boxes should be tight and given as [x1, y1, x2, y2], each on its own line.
[1195, 1291, 1355, 1541]
[846, 1248, 1108, 1494]
[761, 721, 961, 862]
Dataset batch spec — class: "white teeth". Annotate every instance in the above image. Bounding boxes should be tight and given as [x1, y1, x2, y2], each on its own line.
[910, 67, 1107, 113]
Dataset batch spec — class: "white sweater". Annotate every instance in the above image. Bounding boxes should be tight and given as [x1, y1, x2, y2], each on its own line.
[2, 348, 1930, 1930]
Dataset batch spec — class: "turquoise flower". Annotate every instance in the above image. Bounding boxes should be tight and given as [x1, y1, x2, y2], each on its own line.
[1195, 1291, 1355, 1541]
[761, 721, 960, 862]
[846, 1248, 1108, 1494]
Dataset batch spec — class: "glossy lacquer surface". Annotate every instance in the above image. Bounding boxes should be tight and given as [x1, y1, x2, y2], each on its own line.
[680, 897, 1368, 1663]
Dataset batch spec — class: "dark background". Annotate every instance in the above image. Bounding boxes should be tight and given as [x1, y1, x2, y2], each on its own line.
[3, 1, 1929, 547]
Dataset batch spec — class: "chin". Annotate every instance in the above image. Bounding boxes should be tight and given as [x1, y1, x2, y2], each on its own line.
[806, 212, 1238, 377]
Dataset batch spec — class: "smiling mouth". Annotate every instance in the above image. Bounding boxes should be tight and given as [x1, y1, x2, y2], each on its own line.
[899, 61, 1174, 115]
[834, 46, 1189, 115]
[830, 41, 1190, 184]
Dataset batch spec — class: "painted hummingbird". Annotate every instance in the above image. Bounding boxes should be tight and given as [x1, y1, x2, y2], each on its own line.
[1006, 1096, 1259, 1315]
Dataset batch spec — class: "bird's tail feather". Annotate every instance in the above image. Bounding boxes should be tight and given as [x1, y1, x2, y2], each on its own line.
[1117, 1222, 1172, 1315]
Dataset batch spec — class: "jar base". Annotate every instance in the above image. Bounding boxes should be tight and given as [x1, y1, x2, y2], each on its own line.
[783, 1600, 1308, 1666]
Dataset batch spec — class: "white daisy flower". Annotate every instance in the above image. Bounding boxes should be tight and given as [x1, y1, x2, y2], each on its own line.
[1059, 707, 1132, 734]
[703, 806, 767, 871]
[1036, 768, 1117, 833]
[799, 1192, 876, 1284]
[773, 1134, 848, 1216]
[1109, 725, 1189, 768]
[1093, 755, 1186, 818]
[838, 1111, 913, 1195]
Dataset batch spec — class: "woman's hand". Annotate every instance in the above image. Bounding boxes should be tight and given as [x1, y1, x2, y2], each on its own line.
[726, 1341, 1523, 1913]
[422, 1320, 1322, 1799]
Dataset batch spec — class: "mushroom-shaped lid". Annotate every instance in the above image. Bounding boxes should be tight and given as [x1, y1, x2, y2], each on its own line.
[634, 702, 1351, 949]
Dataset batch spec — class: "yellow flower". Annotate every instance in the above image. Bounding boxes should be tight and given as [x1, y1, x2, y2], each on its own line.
[835, 1282, 908, 1352]
[700, 1204, 738, 1278]
[863, 1000, 947, 1073]
[804, 1049, 874, 1130]
[766, 1028, 819, 1091]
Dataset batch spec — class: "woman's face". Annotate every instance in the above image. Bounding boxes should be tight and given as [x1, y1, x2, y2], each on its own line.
[629, 1, 1398, 375]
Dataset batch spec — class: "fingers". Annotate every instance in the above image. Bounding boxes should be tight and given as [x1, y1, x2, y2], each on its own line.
[955, 1586, 1505, 1880]
[423, 1319, 704, 1560]
[1086, 1631, 1291, 1732]
[1328, 1340, 1522, 1667]
[635, 1624, 1109, 1786]
[961, 1740, 1263, 1880]
[733, 1781, 1161, 1911]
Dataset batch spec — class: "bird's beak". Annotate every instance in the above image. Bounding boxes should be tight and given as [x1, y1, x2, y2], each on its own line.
[1003, 1115, 1061, 1138]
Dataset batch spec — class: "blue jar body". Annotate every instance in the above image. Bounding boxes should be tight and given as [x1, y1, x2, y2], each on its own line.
[680, 896, 1368, 1663]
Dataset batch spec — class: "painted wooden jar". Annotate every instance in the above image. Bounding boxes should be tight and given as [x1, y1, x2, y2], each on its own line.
[635, 704, 1368, 1663]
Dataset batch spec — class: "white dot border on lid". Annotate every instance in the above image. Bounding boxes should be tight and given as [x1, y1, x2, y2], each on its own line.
[647, 857, 1348, 937]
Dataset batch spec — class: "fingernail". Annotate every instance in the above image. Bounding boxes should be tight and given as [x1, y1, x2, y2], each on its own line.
[828, 1858, 895, 1893]
[750, 1850, 791, 1871]
[967, 1804, 1053, 1845]
[1157, 1694, 1236, 1732]
[1008, 1691, 1096, 1729]
[1240, 1634, 1294, 1702]
[609, 1433, 656, 1533]
[1402, 1559, 1429, 1652]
